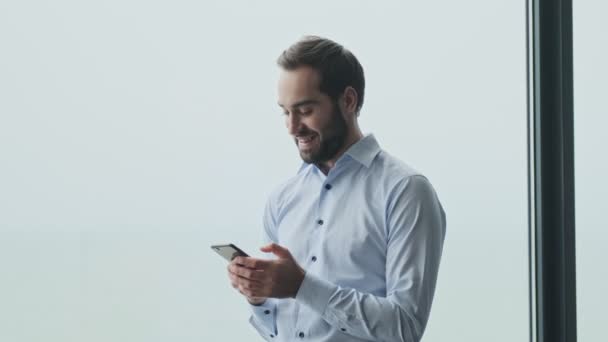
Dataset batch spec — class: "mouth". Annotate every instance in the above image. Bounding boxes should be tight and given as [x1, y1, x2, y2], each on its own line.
[297, 135, 317, 148]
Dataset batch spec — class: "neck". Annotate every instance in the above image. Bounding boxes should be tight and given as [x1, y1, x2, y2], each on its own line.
[316, 128, 364, 175]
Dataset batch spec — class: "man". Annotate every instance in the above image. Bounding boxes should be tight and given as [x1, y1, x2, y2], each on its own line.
[227, 35, 446, 342]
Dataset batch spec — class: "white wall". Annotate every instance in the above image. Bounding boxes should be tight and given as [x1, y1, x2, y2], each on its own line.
[0, 1, 531, 341]
[574, 1, 608, 340]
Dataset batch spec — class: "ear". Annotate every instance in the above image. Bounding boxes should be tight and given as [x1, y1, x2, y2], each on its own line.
[340, 86, 359, 116]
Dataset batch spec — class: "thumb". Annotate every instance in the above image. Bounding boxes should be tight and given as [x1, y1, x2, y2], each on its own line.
[260, 243, 292, 259]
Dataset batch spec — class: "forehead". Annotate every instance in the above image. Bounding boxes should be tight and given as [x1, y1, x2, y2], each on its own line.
[277, 66, 323, 107]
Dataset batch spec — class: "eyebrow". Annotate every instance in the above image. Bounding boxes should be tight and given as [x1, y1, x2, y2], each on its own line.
[277, 99, 320, 109]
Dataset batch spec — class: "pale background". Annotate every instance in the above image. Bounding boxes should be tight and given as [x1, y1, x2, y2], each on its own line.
[573, 0, 608, 341]
[0, 0, 602, 341]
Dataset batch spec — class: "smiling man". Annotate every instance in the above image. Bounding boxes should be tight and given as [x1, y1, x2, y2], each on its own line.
[227, 35, 447, 342]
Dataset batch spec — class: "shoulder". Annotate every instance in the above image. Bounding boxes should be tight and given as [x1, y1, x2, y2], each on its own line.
[370, 150, 441, 208]
[370, 149, 430, 189]
[374, 150, 422, 179]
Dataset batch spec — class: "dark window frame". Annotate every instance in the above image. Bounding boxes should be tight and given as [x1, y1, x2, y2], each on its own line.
[527, 1, 577, 342]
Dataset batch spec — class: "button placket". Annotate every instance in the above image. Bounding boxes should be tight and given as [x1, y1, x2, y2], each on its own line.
[316, 175, 332, 231]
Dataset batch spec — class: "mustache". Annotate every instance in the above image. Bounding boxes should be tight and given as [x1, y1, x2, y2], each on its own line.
[295, 132, 317, 138]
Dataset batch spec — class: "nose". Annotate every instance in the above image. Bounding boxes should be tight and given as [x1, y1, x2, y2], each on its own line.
[286, 113, 303, 136]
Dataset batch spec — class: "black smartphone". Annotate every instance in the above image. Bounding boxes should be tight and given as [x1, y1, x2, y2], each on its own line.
[211, 243, 249, 262]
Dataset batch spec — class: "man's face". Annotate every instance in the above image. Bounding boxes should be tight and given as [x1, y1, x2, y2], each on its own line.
[277, 66, 348, 164]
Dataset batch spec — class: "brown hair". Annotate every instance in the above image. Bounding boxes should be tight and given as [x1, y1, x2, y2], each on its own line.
[277, 35, 365, 115]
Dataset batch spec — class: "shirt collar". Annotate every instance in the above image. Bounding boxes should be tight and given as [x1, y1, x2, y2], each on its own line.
[345, 133, 381, 168]
[297, 133, 381, 173]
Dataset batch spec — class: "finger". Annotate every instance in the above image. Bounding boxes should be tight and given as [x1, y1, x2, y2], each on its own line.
[229, 264, 265, 283]
[234, 256, 271, 270]
[259, 243, 275, 252]
[260, 243, 292, 259]
[228, 265, 247, 284]
[227, 264, 241, 286]
[238, 283, 258, 298]
[228, 267, 263, 297]
[241, 279, 262, 291]
[230, 272, 263, 295]
[233, 273, 270, 298]
[228, 272, 240, 289]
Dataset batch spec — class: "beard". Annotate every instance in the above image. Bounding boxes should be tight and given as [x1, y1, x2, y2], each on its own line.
[295, 100, 348, 165]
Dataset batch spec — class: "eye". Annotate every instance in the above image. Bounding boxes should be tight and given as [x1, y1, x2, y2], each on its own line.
[300, 108, 313, 116]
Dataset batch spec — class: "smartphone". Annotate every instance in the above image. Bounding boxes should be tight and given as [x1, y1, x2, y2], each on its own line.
[211, 243, 249, 262]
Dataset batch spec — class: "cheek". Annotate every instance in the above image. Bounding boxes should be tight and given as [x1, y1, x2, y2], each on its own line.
[312, 117, 330, 134]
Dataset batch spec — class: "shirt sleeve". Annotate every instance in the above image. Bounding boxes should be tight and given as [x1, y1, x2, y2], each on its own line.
[294, 175, 447, 342]
[249, 299, 278, 341]
[248, 194, 280, 340]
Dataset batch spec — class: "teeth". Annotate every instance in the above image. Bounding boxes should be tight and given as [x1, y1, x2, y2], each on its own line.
[299, 136, 314, 143]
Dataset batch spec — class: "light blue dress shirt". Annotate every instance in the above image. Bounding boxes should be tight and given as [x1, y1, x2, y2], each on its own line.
[249, 133, 446, 342]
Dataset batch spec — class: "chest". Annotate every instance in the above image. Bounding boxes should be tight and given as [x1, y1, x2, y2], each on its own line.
[276, 179, 388, 293]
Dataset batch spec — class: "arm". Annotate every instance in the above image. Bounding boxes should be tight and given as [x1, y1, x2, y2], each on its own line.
[295, 175, 446, 342]
[247, 197, 280, 340]
[229, 190, 306, 340]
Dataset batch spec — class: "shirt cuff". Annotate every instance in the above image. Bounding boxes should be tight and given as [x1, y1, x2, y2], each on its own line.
[249, 315, 276, 341]
[249, 299, 277, 338]
[295, 271, 336, 316]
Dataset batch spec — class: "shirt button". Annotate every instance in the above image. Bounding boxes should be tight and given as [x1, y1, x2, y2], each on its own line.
[270, 334, 274, 338]
[264, 310, 271, 315]
[317, 219, 324, 226]
[325, 184, 332, 190]
[311, 256, 317, 262]
[341, 328, 346, 332]
[299, 332, 305, 338]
